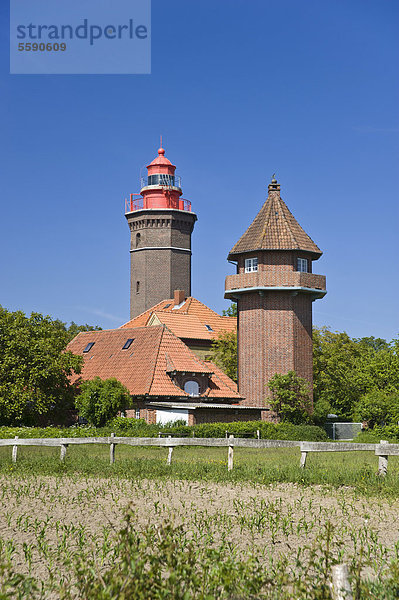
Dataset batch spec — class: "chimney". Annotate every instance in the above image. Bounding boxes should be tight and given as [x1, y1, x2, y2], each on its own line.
[174, 290, 186, 306]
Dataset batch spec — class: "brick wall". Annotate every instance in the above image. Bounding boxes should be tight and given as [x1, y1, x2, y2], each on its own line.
[237, 290, 314, 407]
[237, 251, 314, 274]
[226, 270, 325, 292]
[126, 210, 196, 318]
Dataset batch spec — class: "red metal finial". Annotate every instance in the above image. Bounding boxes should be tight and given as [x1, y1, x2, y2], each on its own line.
[158, 135, 165, 155]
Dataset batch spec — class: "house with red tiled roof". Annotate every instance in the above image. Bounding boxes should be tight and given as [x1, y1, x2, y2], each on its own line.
[66, 325, 261, 425]
[120, 290, 236, 359]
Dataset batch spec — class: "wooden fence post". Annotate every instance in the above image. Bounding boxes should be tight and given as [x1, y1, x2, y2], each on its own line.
[167, 435, 173, 465]
[110, 433, 115, 465]
[12, 436, 18, 463]
[228, 435, 234, 471]
[330, 563, 353, 600]
[60, 444, 68, 462]
[300, 451, 307, 468]
[378, 440, 389, 476]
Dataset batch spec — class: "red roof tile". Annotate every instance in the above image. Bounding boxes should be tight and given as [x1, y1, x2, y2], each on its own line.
[66, 325, 242, 401]
[120, 296, 236, 341]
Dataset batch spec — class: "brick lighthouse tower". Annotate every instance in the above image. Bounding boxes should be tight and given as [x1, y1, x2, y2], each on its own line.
[224, 178, 326, 407]
[125, 146, 197, 318]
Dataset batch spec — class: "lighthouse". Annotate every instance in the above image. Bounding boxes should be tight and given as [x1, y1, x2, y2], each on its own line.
[125, 146, 197, 318]
[225, 178, 326, 409]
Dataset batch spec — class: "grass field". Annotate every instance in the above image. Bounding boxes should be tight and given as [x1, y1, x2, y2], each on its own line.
[1, 443, 399, 496]
[1, 444, 399, 598]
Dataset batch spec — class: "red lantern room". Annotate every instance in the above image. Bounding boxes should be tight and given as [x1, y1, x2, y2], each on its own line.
[126, 146, 192, 213]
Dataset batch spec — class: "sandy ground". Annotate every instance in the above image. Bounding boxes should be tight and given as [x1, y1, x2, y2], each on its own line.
[0, 475, 398, 586]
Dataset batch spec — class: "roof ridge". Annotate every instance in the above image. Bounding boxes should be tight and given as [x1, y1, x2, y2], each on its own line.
[275, 195, 300, 247]
[204, 360, 237, 393]
[190, 297, 221, 318]
[147, 327, 164, 394]
[259, 197, 274, 247]
[119, 299, 173, 328]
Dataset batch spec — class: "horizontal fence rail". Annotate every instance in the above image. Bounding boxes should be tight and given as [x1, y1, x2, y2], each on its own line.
[1, 436, 398, 475]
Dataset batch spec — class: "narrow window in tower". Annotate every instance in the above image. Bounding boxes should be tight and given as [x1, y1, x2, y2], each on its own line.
[136, 281, 140, 294]
[136, 232, 141, 248]
[245, 258, 258, 273]
[297, 258, 308, 272]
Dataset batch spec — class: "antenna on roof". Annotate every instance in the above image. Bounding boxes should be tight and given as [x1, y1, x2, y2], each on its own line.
[160, 134, 163, 148]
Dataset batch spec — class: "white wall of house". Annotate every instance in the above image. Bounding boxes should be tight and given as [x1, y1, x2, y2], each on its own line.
[156, 409, 189, 425]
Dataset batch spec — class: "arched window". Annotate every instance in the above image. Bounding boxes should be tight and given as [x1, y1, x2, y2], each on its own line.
[136, 233, 141, 248]
[184, 380, 200, 397]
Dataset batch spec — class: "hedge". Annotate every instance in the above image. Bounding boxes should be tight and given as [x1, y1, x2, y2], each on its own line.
[0, 419, 328, 442]
[355, 425, 399, 444]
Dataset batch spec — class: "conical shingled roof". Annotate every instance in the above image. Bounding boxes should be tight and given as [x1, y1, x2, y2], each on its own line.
[228, 184, 322, 258]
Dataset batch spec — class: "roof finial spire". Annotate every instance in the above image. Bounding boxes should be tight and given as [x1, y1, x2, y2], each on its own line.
[158, 135, 165, 156]
[268, 173, 280, 194]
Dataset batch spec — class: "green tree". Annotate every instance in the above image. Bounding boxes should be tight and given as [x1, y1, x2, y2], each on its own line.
[0, 307, 83, 425]
[66, 322, 102, 342]
[353, 390, 399, 428]
[210, 330, 237, 382]
[268, 371, 312, 424]
[75, 377, 131, 427]
[222, 303, 238, 317]
[313, 328, 399, 419]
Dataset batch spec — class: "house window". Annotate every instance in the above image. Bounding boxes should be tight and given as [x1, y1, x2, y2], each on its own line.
[204, 324, 213, 332]
[136, 233, 141, 248]
[135, 408, 140, 419]
[122, 338, 134, 350]
[184, 380, 200, 397]
[245, 257, 258, 273]
[83, 342, 95, 353]
[297, 258, 308, 273]
[136, 281, 140, 294]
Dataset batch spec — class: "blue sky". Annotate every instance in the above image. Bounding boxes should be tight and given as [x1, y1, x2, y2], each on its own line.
[1, 0, 398, 341]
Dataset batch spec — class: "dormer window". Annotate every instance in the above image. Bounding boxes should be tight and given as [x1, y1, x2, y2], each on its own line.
[297, 258, 308, 273]
[245, 258, 258, 273]
[204, 324, 213, 332]
[184, 380, 200, 397]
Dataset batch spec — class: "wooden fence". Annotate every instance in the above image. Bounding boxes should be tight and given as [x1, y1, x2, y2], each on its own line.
[1, 436, 398, 476]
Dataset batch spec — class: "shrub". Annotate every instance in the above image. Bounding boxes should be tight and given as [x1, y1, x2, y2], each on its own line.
[268, 371, 313, 424]
[0, 420, 328, 441]
[353, 390, 399, 428]
[75, 378, 131, 427]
